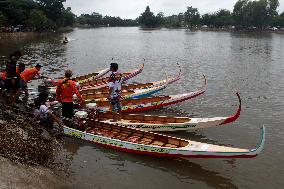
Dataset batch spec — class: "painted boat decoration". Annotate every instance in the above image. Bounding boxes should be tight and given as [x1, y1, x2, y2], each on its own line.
[95, 93, 241, 131]
[64, 121, 265, 158]
[82, 81, 168, 102]
[80, 73, 180, 95]
[81, 64, 145, 89]
[45, 68, 110, 87]
[77, 68, 110, 84]
[80, 64, 181, 93]
[92, 75, 207, 113]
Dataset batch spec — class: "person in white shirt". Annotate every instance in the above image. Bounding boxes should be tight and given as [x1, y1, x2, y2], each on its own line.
[34, 92, 64, 130]
[108, 63, 123, 121]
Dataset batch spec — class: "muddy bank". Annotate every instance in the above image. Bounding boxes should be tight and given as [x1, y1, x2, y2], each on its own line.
[0, 157, 73, 189]
[0, 103, 74, 188]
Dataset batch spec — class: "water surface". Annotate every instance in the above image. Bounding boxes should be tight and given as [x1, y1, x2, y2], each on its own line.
[0, 28, 283, 189]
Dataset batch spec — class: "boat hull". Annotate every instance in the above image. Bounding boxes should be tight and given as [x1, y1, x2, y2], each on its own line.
[63, 125, 264, 159]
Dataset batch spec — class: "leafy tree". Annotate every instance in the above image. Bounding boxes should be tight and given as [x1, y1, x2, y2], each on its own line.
[164, 15, 181, 27]
[233, 0, 280, 28]
[201, 13, 216, 26]
[36, 0, 65, 25]
[215, 9, 232, 27]
[29, 9, 48, 31]
[139, 6, 160, 27]
[62, 7, 75, 27]
[156, 12, 165, 26]
[0, 11, 7, 27]
[276, 11, 284, 27]
[184, 6, 200, 27]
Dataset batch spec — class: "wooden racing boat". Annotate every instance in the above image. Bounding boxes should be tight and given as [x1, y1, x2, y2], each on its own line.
[82, 81, 168, 102]
[94, 93, 241, 131]
[81, 64, 144, 89]
[63, 121, 265, 158]
[91, 75, 207, 113]
[76, 68, 110, 82]
[80, 73, 180, 94]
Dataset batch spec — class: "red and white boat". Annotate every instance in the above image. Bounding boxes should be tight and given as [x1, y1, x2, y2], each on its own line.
[92, 75, 207, 113]
[81, 64, 145, 89]
[63, 121, 265, 158]
[95, 93, 241, 131]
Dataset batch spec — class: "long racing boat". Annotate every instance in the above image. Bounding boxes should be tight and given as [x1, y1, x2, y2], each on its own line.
[64, 121, 265, 158]
[81, 64, 144, 89]
[82, 82, 168, 102]
[93, 93, 241, 131]
[91, 75, 207, 113]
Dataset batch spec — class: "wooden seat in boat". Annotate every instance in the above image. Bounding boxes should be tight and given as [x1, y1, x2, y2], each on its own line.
[164, 144, 178, 148]
[139, 138, 153, 145]
[151, 141, 165, 146]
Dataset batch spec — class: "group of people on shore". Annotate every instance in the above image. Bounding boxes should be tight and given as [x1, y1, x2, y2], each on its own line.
[0, 51, 123, 132]
[0, 51, 42, 105]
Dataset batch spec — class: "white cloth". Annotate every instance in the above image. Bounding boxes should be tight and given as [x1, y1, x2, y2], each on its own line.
[108, 71, 122, 99]
[108, 80, 122, 98]
[34, 104, 50, 119]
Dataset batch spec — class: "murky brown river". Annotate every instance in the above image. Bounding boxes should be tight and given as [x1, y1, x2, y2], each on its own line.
[0, 28, 283, 189]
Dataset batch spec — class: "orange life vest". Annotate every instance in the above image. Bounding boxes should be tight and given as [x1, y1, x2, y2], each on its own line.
[20, 67, 39, 82]
[56, 78, 82, 103]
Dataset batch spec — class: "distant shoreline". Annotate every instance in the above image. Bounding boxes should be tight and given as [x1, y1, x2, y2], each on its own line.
[1, 26, 284, 37]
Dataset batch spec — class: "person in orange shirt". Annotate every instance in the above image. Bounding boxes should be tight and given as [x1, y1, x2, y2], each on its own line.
[20, 64, 42, 95]
[56, 69, 84, 119]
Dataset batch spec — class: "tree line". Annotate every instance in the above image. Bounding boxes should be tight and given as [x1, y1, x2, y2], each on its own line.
[76, 13, 138, 27]
[1, 0, 284, 31]
[0, 0, 75, 31]
[139, 0, 284, 29]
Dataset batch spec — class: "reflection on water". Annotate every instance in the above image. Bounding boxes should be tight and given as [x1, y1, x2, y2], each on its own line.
[63, 137, 237, 189]
[1, 28, 284, 188]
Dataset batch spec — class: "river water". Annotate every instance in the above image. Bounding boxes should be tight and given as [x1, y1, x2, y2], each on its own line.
[0, 28, 283, 189]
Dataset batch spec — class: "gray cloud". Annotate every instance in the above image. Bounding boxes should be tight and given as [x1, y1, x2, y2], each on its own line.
[65, 0, 284, 19]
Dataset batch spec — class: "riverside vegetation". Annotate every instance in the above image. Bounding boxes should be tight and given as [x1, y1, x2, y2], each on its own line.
[1, 0, 283, 31]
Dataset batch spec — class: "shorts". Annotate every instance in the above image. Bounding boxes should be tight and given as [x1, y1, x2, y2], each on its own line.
[110, 98, 121, 112]
[19, 79, 27, 90]
[40, 116, 54, 131]
[5, 77, 20, 92]
[62, 102, 74, 119]
[0, 80, 5, 89]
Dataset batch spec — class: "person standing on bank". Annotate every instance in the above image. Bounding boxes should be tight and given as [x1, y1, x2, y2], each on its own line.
[56, 69, 84, 119]
[108, 63, 123, 121]
[5, 50, 22, 105]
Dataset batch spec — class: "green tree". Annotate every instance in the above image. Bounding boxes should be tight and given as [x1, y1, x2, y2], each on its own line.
[29, 9, 48, 31]
[139, 6, 159, 27]
[215, 9, 232, 27]
[276, 12, 284, 27]
[156, 12, 165, 26]
[233, 0, 280, 28]
[62, 7, 75, 26]
[36, 0, 65, 26]
[0, 11, 7, 27]
[184, 6, 200, 27]
[164, 15, 181, 27]
[233, 0, 250, 27]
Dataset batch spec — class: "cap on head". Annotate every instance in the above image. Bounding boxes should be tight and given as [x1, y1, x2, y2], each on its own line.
[110, 62, 118, 72]
[35, 63, 42, 68]
[65, 69, 73, 78]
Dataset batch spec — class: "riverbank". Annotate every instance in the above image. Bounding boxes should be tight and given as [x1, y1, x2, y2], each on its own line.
[0, 157, 72, 189]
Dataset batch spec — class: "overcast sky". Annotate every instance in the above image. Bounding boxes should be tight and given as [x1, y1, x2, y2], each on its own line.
[64, 0, 284, 19]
